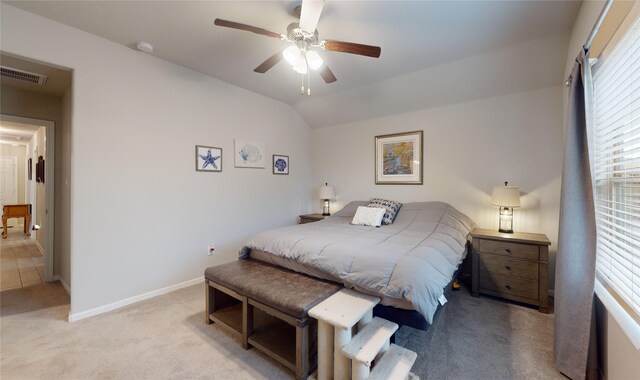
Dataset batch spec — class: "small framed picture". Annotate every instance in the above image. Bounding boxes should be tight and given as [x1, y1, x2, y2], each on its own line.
[195, 145, 222, 172]
[272, 154, 289, 175]
[234, 139, 266, 168]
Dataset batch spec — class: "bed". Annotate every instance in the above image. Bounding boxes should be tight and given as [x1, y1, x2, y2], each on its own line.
[240, 201, 474, 329]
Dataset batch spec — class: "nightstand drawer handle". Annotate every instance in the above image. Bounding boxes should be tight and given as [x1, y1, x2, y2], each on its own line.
[504, 264, 512, 270]
[505, 283, 512, 290]
[504, 248, 512, 254]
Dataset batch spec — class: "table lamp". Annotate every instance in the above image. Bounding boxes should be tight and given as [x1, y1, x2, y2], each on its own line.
[490, 181, 521, 233]
[319, 183, 335, 216]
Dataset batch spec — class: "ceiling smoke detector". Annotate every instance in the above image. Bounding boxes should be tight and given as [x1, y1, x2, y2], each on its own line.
[136, 41, 154, 53]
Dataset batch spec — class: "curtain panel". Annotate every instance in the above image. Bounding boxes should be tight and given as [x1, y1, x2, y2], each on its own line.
[554, 48, 598, 380]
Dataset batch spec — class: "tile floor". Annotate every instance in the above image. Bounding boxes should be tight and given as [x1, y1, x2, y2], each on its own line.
[0, 226, 45, 291]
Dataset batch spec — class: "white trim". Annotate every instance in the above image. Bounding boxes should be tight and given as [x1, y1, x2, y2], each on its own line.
[35, 240, 45, 255]
[53, 274, 71, 295]
[68, 276, 204, 322]
[594, 279, 640, 351]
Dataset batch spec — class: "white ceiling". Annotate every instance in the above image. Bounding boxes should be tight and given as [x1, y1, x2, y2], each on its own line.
[4, 1, 581, 127]
[0, 120, 39, 146]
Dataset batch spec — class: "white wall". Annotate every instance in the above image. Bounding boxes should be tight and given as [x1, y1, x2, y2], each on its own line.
[312, 86, 564, 290]
[56, 88, 72, 288]
[1, 4, 313, 317]
[564, 1, 640, 378]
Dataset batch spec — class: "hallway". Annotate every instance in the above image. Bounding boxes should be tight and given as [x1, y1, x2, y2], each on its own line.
[0, 227, 45, 291]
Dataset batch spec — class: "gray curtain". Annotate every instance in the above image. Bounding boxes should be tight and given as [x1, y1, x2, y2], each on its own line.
[554, 48, 597, 380]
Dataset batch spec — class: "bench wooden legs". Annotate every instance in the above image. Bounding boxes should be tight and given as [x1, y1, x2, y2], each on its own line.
[205, 280, 214, 325]
[296, 320, 309, 380]
[243, 302, 253, 350]
[205, 280, 314, 379]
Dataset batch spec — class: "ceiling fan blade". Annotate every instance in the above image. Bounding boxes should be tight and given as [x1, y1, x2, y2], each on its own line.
[254, 52, 283, 73]
[214, 19, 282, 39]
[318, 65, 337, 83]
[323, 40, 381, 58]
[299, 0, 325, 33]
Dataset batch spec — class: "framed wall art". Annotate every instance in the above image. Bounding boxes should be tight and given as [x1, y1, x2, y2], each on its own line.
[36, 156, 45, 183]
[272, 154, 289, 175]
[195, 145, 222, 172]
[375, 130, 423, 185]
[234, 140, 265, 168]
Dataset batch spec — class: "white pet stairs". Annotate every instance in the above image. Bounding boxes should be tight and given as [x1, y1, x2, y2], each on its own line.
[309, 289, 419, 380]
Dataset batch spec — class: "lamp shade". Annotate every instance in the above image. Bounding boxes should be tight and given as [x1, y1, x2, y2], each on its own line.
[306, 50, 323, 70]
[319, 183, 335, 200]
[490, 183, 521, 207]
[283, 45, 300, 65]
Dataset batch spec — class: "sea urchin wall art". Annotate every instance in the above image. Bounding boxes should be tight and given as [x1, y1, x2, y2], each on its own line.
[272, 154, 289, 175]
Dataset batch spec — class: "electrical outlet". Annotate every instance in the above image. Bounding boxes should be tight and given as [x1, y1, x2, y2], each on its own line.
[207, 244, 215, 256]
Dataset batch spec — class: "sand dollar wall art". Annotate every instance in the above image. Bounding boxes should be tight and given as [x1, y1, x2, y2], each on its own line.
[234, 140, 266, 168]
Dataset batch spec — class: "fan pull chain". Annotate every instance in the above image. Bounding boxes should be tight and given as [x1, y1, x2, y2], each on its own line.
[305, 54, 311, 96]
[300, 74, 305, 94]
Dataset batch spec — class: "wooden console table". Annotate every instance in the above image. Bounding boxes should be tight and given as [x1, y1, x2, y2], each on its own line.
[2, 204, 32, 239]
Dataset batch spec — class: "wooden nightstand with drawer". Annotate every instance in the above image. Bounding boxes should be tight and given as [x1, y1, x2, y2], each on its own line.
[471, 228, 551, 313]
[299, 213, 329, 224]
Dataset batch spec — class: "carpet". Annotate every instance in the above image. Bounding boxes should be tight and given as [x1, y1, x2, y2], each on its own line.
[1, 281, 562, 379]
[395, 285, 562, 379]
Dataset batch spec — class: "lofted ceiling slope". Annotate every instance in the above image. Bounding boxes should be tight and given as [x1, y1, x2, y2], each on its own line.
[3, 1, 581, 128]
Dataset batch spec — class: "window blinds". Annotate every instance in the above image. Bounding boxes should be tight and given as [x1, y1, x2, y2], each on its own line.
[592, 16, 640, 318]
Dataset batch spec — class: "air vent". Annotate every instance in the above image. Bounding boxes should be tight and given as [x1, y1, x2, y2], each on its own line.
[0, 66, 47, 85]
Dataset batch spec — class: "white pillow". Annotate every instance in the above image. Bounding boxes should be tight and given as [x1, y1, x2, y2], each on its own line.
[351, 206, 386, 227]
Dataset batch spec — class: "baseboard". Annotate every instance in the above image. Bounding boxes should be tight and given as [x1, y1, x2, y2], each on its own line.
[35, 241, 45, 255]
[53, 275, 71, 295]
[68, 276, 204, 323]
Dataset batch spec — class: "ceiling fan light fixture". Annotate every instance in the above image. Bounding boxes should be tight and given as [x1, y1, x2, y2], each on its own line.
[283, 45, 301, 66]
[306, 50, 323, 70]
[293, 59, 308, 74]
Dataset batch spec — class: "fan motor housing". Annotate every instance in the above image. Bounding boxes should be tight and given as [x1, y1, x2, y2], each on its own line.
[286, 22, 319, 45]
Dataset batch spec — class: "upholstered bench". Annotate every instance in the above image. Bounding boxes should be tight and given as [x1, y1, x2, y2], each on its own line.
[204, 259, 342, 380]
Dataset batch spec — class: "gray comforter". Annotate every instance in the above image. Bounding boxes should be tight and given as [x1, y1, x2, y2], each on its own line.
[240, 201, 474, 323]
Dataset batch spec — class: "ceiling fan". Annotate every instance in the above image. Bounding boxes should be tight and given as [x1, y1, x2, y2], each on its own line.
[214, 0, 381, 95]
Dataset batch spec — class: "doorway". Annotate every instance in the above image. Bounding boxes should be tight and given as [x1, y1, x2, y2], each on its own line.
[0, 115, 55, 285]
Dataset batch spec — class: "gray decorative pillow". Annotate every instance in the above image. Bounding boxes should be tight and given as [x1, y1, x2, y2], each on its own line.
[368, 198, 403, 225]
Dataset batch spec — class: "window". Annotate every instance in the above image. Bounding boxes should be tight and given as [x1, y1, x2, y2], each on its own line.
[592, 15, 640, 319]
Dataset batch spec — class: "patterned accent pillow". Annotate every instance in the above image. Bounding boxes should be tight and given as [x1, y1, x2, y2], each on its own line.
[368, 198, 403, 225]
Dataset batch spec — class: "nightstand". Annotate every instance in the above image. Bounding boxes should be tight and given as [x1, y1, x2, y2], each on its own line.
[471, 228, 551, 313]
[299, 213, 329, 224]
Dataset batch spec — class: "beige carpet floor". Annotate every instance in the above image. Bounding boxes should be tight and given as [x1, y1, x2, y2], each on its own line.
[1, 280, 561, 379]
[1, 282, 290, 379]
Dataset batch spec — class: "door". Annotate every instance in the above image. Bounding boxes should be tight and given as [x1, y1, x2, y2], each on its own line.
[0, 156, 18, 226]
